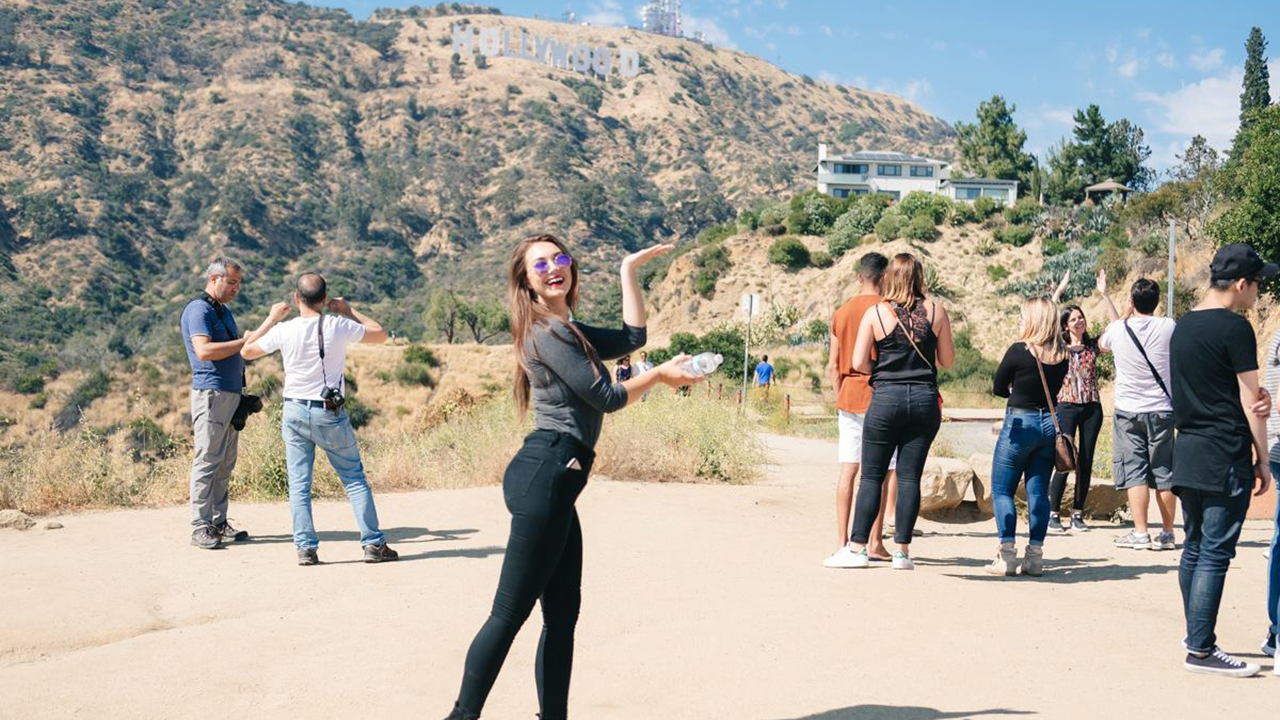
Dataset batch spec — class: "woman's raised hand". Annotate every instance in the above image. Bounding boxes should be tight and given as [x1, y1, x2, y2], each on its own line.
[656, 353, 704, 387]
[621, 244, 675, 272]
[1096, 268, 1107, 295]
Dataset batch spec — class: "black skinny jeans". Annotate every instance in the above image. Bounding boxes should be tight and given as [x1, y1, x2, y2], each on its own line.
[454, 430, 593, 720]
[1048, 401, 1102, 514]
[850, 383, 942, 545]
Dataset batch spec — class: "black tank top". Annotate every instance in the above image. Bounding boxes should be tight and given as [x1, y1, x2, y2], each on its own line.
[870, 300, 938, 386]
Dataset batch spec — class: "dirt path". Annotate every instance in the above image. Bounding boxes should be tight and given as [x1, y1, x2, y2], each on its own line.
[2, 433, 1276, 719]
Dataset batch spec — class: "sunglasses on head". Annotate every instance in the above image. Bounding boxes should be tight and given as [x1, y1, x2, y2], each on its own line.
[532, 253, 573, 274]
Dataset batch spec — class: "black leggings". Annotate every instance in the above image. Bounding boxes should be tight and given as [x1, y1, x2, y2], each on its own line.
[850, 383, 942, 546]
[454, 430, 593, 720]
[1048, 401, 1102, 514]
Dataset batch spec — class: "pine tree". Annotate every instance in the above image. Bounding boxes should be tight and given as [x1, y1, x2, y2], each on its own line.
[954, 95, 1035, 195]
[1241, 27, 1271, 128]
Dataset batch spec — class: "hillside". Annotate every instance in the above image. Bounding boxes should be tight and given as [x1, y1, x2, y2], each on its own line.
[0, 0, 956, 389]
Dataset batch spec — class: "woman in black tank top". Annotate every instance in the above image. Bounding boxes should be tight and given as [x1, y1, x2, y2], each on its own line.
[840, 253, 954, 570]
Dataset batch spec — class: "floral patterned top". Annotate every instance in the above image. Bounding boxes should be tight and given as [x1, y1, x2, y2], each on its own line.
[1057, 339, 1101, 405]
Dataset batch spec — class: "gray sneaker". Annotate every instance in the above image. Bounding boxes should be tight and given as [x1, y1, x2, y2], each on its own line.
[190, 526, 222, 549]
[363, 543, 399, 563]
[215, 521, 249, 542]
[1114, 531, 1152, 549]
[1070, 514, 1089, 532]
[297, 548, 319, 566]
[1151, 532, 1176, 550]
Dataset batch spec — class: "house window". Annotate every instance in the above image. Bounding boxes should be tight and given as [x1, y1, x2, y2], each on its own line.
[982, 188, 1009, 202]
[955, 187, 982, 200]
[877, 190, 901, 200]
[852, 188, 869, 196]
[832, 188, 851, 199]
[877, 164, 902, 176]
[833, 163, 868, 175]
[909, 165, 934, 177]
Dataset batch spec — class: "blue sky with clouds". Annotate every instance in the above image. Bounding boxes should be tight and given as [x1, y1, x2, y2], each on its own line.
[318, 0, 1277, 171]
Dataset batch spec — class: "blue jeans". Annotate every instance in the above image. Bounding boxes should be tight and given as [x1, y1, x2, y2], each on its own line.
[1268, 462, 1280, 638]
[1178, 467, 1251, 654]
[282, 400, 384, 550]
[849, 383, 941, 545]
[991, 409, 1056, 546]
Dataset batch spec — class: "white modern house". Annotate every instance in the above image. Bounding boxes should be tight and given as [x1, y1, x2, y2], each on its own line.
[815, 144, 1018, 204]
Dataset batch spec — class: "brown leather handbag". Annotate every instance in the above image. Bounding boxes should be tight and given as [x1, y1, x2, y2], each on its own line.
[1030, 345, 1078, 473]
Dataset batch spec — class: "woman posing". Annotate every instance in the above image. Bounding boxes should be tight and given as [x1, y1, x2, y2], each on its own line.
[1047, 270, 1119, 532]
[844, 253, 955, 570]
[445, 235, 702, 720]
[987, 297, 1069, 577]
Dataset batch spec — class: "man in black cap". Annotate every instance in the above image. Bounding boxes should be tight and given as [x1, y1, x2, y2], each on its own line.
[1170, 242, 1276, 677]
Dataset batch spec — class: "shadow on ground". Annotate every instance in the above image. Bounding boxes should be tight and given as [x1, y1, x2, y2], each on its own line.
[771, 706, 1034, 720]
[933, 555, 1177, 583]
[247, 527, 478, 545]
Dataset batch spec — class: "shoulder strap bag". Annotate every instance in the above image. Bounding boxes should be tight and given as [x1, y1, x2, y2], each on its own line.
[1029, 344, 1078, 473]
[1123, 320, 1171, 399]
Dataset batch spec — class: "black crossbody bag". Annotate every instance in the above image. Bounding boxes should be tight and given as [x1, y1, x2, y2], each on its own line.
[1122, 320, 1171, 399]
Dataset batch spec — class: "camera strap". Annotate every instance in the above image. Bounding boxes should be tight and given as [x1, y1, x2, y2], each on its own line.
[316, 313, 332, 392]
[197, 293, 246, 389]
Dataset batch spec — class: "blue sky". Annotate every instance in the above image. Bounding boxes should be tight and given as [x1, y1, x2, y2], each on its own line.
[318, 0, 1278, 171]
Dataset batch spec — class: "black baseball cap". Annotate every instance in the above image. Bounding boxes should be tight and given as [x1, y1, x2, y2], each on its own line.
[1210, 243, 1279, 282]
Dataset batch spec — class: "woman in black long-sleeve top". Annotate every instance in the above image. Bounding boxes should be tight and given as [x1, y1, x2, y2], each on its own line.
[444, 235, 702, 720]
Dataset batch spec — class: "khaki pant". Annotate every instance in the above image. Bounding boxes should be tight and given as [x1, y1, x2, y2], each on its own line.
[190, 389, 240, 529]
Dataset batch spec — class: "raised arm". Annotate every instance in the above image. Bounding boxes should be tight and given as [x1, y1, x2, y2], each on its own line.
[240, 302, 291, 360]
[620, 244, 674, 328]
[1096, 269, 1120, 323]
[329, 297, 388, 344]
[1051, 270, 1071, 304]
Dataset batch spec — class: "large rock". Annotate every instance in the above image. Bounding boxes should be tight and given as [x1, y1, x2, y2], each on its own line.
[0, 509, 36, 531]
[918, 457, 976, 514]
[967, 453, 994, 514]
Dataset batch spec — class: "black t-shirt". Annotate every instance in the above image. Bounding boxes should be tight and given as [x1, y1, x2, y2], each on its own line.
[1170, 308, 1258, 492]
[993, 343, 1068, 409]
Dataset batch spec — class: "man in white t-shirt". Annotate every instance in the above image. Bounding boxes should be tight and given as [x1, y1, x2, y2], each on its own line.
[241, 272, 397, 566]
[1099, 278, 1178, 550]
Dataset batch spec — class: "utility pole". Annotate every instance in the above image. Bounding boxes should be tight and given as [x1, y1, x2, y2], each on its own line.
[1167, 218, 1175, 318]
[740, 294, 760, 415]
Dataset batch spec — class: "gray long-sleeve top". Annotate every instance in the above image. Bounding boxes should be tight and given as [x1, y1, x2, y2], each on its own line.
[526, 318, 647, 448]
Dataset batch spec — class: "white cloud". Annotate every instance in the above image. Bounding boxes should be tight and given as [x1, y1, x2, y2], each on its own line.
[874, 78, 933, 103]
[683, 14, 737, 49]
[820, 24, 833, 38]
[1117, 59, 1140, 78]
[1189, 48, 1224, 72]
[1156, 52, 1177, 69]
[1137, 60, 1280, 154]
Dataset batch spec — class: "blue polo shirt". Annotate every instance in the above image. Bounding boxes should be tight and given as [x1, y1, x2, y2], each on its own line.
[754, 361, 774, 385]
[181, 297, 244, 392]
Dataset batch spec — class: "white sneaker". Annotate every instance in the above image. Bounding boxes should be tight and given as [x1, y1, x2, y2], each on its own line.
[891, 551, 915, 570]
[823, 544, 870, 569]
[984, 546, 1019, 576]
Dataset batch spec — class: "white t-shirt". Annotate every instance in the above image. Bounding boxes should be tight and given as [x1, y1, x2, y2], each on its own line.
[257, 314, 366, 401]
[1099, 315, 1176, 414]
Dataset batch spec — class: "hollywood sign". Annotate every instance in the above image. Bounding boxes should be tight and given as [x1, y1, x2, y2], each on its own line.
[451, 24, 641, 78]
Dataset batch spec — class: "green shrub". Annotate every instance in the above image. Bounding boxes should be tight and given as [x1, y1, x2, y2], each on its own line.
[802, 318, 829, 343]
[768, 237, 811, 270]
[905, 213, 940, 242]
[1042, 238, 1068, 256]
[344, 395, 377, 429]
[986, 264, 1010, 281]
[698, 222, 736, 245]
[825, 197, 884, 256]
[737, 208, 760, 232]
[757, 202, 789, 227]
[998, 248, 1101, 300]
[899, 191, 952, 225]
[1098, 246, 1130, 285]
[975, 236, 999, 256]
[875, 213, 905, 241]
[810, 250, 834, 268]
[55, 369, 111, 432]
[394, 363, 436, 387]
[1002, 197, 1043, 226]
[1137, 232, 1167, 258]
[994, 224, 1034, 247]
[971, 196, 998, 219]
[693, 243, 732, 298]
[29, 392, 48, 409]
[951, 203, 980, 226]
[785, 190, 843, 236]
[403, 344, 441, 366]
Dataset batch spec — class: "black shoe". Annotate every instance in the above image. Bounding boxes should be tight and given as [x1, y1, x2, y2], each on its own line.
[364, 543, 399, 563]
[1184, 646, 1260, 677]
[215, 521, 249, 542]
[1070, 514, 1089, 532]
[443, 704, 479, 719]
[297, 548, 319, 566]
[1048, 514, 1065, 532]
[1263, 633, 1277, 657]
[190, 526, 223, 549]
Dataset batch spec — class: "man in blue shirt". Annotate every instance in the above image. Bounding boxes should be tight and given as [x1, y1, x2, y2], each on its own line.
[754, 354, 775, 395]
[180, 257, 259, 549]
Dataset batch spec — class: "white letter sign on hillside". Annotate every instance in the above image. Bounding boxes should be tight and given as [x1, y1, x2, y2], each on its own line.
[452, 24, 641, 78]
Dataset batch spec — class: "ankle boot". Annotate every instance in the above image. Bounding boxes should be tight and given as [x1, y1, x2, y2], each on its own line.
[444, 705, 479, 720]
[984, 544, 1018, 576]
[1021, 544, 1044, 577]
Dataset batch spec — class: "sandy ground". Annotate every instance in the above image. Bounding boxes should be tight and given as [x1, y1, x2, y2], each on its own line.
[2, 434, 1277, 720]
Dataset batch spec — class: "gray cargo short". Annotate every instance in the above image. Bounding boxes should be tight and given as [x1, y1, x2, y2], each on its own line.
[1112, 409, 1175, 491]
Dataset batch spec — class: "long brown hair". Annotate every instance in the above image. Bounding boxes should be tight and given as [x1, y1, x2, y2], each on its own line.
[880, 253, 925, 307]
[508, 234, 602, 416]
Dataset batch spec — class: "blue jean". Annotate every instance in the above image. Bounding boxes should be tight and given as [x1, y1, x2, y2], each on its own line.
[991, 409, 1056, 546]
[849, 383, 941, 545]
[1178, 467, 1251, 654]
[1268, 462, 1280, 638]
[282, 400, 384, 550]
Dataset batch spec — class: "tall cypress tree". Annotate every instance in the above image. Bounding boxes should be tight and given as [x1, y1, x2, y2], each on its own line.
[1241, 27, 1271, 128]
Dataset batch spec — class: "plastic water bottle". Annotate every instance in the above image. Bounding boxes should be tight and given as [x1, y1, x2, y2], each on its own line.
[683, 352, 723, 376]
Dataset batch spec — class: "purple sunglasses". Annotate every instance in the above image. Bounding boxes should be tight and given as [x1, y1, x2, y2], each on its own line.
[532, 253, 573, 274]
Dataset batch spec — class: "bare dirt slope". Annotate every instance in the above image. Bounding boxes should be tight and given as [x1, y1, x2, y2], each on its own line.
[3, 433, 1275, 719]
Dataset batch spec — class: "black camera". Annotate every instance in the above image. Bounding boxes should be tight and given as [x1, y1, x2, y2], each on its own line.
[321, 386, 345, 412]
[231, 394, 263, 431]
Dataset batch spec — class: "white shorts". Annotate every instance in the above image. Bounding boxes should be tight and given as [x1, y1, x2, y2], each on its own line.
[838, 410, 898, 468]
